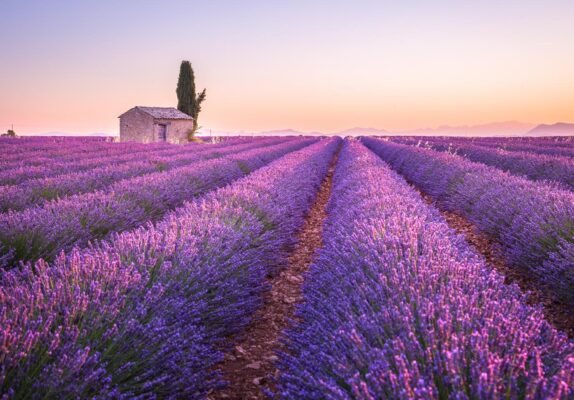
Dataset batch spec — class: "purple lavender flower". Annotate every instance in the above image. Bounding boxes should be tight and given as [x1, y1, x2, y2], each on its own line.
[363, 137, 574, 306]
[0, 138, 340, 398]
[278, 140, 574, 399]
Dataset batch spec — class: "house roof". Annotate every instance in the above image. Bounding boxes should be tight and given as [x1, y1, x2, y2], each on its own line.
[119, 106, 193, 120]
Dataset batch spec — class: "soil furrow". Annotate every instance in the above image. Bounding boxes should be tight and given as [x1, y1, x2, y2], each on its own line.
[415, 188, 574, 338]
[208, 147, 340, 399]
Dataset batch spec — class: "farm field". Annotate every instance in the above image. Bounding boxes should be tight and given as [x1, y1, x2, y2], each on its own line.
[1, 136, 573, 399]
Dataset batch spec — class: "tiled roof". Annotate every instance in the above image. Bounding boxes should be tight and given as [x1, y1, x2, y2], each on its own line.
[121, 106, 193, 120]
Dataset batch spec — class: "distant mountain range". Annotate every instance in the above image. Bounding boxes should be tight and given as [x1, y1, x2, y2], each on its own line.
[247, 122, 539, 137]
[396, 121, 536, 136]
[260, 129, 325, 136]
[335, 127, 389, 136]
[19, 121, 574, 137]
[525, 122, 574, 136]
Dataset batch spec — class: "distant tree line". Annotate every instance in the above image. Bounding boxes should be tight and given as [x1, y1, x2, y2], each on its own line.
[1, 129, 16, 137]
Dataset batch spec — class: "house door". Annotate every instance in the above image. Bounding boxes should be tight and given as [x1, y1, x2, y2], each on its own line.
[157, 124, 167, 142]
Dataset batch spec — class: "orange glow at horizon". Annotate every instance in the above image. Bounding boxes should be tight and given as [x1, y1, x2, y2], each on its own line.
[1, 1, 574, 135]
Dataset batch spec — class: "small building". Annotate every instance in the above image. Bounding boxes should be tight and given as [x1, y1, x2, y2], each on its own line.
[119, 106, 194, 144]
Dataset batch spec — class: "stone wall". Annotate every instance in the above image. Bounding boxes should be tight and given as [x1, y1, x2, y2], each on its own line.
[119, 110, 155, 143]
[155, 118, 194, 144]
[119, 109, 194, 144]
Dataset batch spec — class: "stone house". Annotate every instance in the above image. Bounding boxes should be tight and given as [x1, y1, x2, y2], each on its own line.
[119, 106, 194, 144]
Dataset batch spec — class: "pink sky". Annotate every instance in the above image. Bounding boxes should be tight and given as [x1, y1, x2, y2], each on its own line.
[1, 0, 573, 135]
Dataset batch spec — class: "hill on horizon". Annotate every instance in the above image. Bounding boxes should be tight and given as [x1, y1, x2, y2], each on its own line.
[394, 121, 535, 136]
[16, 121, 574, 138]
[526, 122, 574, 136]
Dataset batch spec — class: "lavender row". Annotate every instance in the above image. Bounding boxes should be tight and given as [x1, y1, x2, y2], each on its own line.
[0, 139, 169, 167]
[482, 142, 574, 158]
[464, 141, 574, 158]
[0, 140, 202, 182]
[447, 138, 574, 158]
[0, 138, 252, 186]
[0, 144, 171, 172]
[0, 144, 184, 185]
[0, 135, 110, 148]
[278, 140, 574, 399]
[0, 136, 247, 162]
[415, 140, 574, 191]
[456, 136, 574, 149]
[0, 138, 315, 268]
[0, 137, 253, 171]
[0, 138, 340, 398]
[0, 137, 291, 212]
[0, 136, 118, 156]
[362, 137, 574, 306]
[389, 136, 574, 159]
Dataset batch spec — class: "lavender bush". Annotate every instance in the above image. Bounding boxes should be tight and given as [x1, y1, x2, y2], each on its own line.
[470, 140, 574, 158]
[362, 137, 574, 306]
[0, 137, 254, 185]
[0, 137, 291, 212]
[0, 138, 315, 267]
[0, 140, 172, 171]
[0, 138, 340, 398]
[401, 139, 574, 190]
[278, 140, 574, 399]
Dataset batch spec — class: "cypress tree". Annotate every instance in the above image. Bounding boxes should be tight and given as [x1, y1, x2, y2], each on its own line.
[176, 60, 206, 133]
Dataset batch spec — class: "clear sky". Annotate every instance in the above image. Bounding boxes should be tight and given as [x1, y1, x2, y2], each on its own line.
[1, 0, 573, 134]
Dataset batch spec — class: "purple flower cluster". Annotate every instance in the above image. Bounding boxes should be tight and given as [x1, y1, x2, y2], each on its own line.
[454, 138, 574, 158]
[0, 137, 292, 212]
[278, 140, 574, 399]
[391, 137, 574, 190]
[1, 140, 172, 169]
[0, 137, 133, 164]
[484, 137, 573, 147]
[0, 138, 340, 398]
[0, 143, 179, 186]
[0, 138, 316, 267]
[0, 138, 252, 186]
[362, 137, 574, 306]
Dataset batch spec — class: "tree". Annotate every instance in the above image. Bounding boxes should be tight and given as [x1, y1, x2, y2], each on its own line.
[2, 129, 16, 137]
[176, 60, 206, 135]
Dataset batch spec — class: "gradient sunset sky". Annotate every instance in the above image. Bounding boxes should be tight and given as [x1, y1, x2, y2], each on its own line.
[1, 0, 573, 135]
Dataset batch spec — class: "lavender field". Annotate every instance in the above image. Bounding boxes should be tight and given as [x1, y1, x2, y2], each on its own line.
[1, 136, 573, 399]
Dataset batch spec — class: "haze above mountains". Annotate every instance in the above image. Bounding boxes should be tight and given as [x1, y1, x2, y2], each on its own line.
[213, 122, 574, 137]
[22, 122, 574, 137]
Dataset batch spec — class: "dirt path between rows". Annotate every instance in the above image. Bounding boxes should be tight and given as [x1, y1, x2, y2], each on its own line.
[415, 189, 574, 338]
[207, 148, 340, 400]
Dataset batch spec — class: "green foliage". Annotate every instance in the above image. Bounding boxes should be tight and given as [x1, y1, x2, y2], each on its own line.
[186, 129, 204, 143]
[176, 61, 194, 116]
[154, 162, 168, 172]
[176, 60, 206, 137]
[193, 89, 206, 133]
[236, 160, 251, 174]
[37, 187, 59, 201]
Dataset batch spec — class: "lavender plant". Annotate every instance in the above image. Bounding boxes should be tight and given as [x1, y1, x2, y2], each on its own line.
[0, 138, 316, 267]
[363, 137, 574, 306]
[278, 140, 574, 399]
[0, 138, 340, 398]
[0, 137, 291, 212]
[0, 137, 253, 185]
[405, 139, 574, 190]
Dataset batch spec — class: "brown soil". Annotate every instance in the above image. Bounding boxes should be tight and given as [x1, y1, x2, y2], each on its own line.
[416, 189, 574, 338]
[207, 147, 340, 399]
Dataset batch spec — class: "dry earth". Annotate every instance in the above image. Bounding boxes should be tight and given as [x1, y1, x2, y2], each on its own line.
[208, 148, 340, 399]
[416, 188, 574, 338]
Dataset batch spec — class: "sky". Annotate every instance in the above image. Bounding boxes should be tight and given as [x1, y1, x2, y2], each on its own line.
[1, 0, 574, 135]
